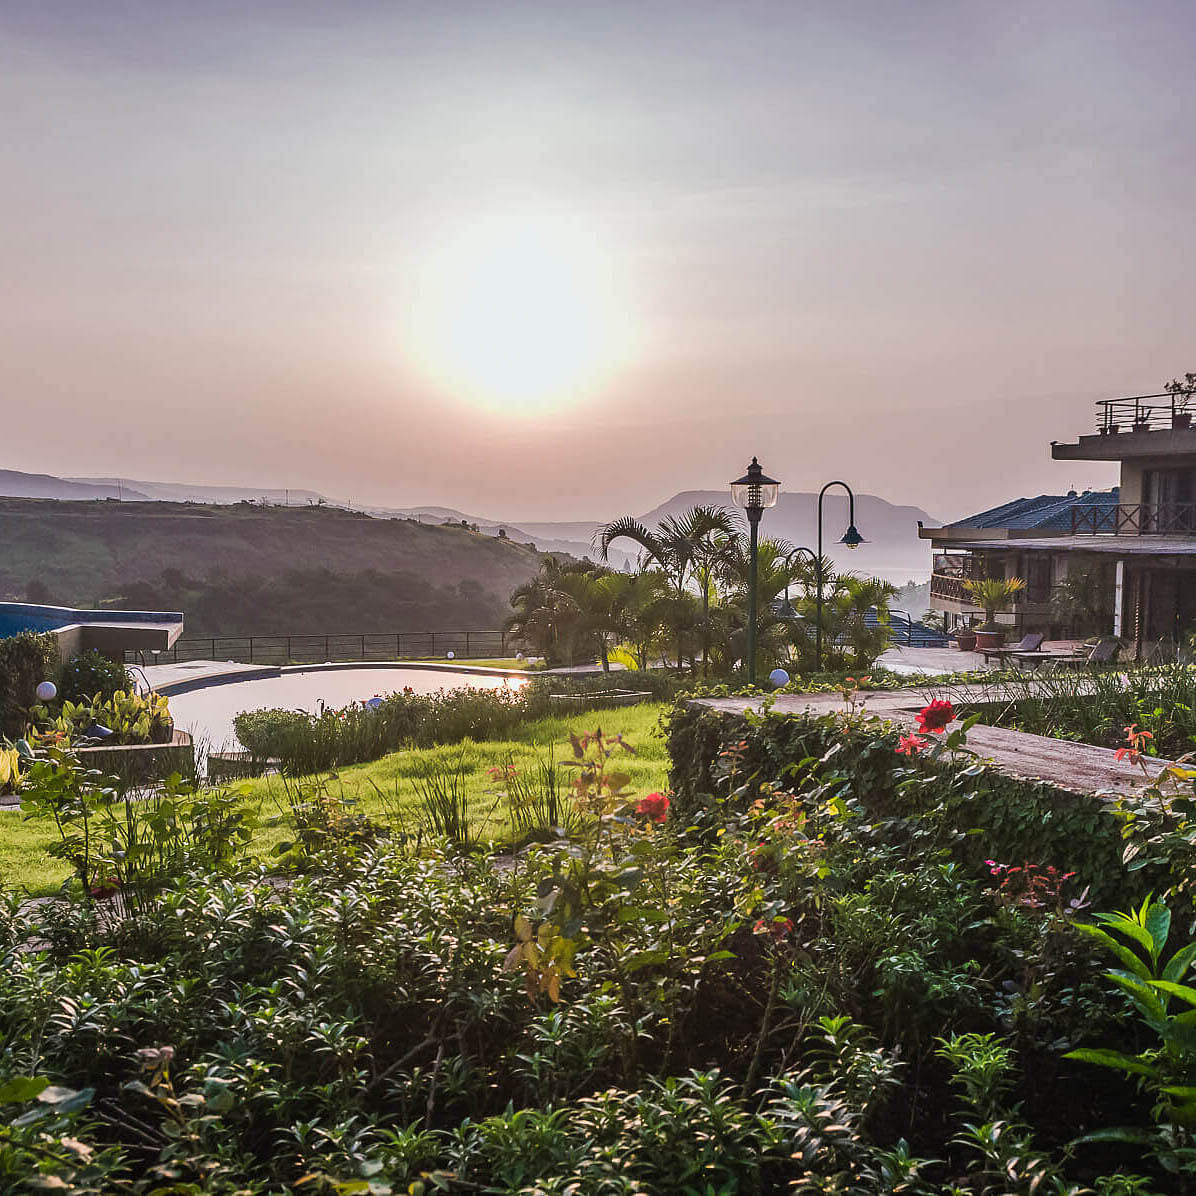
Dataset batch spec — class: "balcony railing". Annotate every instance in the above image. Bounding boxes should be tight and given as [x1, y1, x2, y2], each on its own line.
[1096, 390, 1196, 434]
[930, 574, 978, 603]
[1072, 503, 1196, 535]
[932, 554, 986, 580]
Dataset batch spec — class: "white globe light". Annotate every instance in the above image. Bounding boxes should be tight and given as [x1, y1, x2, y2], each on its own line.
[446, 650, 455, 660]
[768, 669, 790, 689]
[35, 681, 57, 702]
[516, 651, 525, 661]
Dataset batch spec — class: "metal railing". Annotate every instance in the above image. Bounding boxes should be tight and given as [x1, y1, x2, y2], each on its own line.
[1072, 503, 1196, 535]
[128, 630, 510, 666]
[1096, 390, 1195, 434]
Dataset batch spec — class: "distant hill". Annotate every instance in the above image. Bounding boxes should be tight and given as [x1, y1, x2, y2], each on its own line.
[0, 469, 150, 502]
[632, 490, 938, 584]
[67, 477, 327, 506]
[0, 467, 936, 585]
[0, 499, 545, 619]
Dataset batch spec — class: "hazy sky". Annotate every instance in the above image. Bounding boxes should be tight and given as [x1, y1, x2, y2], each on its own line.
[2, 0, 1193, 521]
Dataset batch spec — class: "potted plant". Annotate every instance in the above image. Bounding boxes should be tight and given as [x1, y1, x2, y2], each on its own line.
[963, 576, 1026, 649]
[1168, 374, 1196, 429]
[955, 623, 977, 652]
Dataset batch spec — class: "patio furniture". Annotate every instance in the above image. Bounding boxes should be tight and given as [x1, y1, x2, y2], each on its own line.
[979, 632, 1044, 666]
[1015, 637, 1122, 670]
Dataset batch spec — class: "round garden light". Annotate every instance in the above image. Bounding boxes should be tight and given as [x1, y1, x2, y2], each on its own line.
[769, 668, 790, 688]
[35, 681, 57, 702]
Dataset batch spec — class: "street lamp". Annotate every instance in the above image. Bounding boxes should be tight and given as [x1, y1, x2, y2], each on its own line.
[813, 480, 866, 672]
[730, 457, 780, 684]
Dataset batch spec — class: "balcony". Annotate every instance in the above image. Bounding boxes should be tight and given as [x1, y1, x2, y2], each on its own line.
[1095, 391, 1195, 434]
[1072, 503, 1196, 535]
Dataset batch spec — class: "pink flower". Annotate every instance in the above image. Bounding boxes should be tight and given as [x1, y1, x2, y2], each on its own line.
[635, 792, 670, 824]
[896, 733, 928, 756]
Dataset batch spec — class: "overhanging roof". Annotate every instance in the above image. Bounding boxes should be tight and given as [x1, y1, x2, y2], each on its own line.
[947, 536, 1196, 556]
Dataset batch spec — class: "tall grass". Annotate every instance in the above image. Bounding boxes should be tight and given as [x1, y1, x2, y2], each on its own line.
[232, 676, 685, 777]
[943, 663, 1196, 756]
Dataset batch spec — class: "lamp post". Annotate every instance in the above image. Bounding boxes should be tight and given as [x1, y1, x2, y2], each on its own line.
[730, 457, 780, 684]
[814, 481, 864, 672]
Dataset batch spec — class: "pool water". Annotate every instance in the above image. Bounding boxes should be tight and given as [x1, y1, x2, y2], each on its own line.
[166, 667, 526, 751]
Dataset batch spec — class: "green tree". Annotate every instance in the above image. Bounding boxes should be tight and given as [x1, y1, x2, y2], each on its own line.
[598, 505, 740, 669]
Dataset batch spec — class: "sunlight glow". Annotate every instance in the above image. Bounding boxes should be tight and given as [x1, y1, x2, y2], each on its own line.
[407, 206, 636, 414]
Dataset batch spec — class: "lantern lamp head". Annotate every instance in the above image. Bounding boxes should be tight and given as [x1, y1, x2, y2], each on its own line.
[730, 457, 780, 515]
[841, 524, 864, 550]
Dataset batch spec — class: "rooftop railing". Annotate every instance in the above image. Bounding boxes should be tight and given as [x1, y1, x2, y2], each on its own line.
[1096, 390, 1196, 434]
[1072, 503, 1196, 535]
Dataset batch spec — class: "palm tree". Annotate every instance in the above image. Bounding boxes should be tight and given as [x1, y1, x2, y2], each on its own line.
[717, 537, 803, 675]
[505, 558, 587, 665]
[598, 505, 741, 668]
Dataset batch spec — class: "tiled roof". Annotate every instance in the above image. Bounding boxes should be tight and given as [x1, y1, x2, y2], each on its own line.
[947, 488, 1119, 532]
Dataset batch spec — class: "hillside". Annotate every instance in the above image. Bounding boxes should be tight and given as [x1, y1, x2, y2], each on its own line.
[0, 469, 149, 502]
[0, 499, 544, 618]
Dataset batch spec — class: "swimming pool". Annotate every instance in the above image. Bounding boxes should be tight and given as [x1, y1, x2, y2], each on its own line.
[163, 665, 527, 751]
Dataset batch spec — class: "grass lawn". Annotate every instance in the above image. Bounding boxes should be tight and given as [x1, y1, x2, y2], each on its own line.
[4, 701, 671, 896]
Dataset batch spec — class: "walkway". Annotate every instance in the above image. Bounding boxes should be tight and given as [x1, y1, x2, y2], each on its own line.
[696, 681, 1174, 799]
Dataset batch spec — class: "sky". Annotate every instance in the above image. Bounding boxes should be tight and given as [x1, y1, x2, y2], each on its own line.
[1, 0, 1193, 522]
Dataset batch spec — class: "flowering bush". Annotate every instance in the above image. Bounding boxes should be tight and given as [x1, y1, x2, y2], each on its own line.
[635, 792, 670, 823]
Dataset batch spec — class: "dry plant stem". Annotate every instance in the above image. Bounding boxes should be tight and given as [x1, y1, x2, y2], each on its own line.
[744, 952, 782, 1096]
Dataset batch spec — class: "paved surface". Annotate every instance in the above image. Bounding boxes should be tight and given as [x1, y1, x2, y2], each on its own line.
[696, 682, 1175, 799]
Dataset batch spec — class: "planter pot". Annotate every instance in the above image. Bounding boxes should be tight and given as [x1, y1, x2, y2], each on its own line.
[973, 629, 1005, 650]
[1174, 413, 1192, 429]
[1133, 421, 1150, 433]
[955, 630, 977, 651]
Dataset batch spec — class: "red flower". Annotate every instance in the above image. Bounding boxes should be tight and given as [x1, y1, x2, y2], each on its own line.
[916, 700, 955, 734]
[635, 792, 670, 824]
[896, 733, 928, 756]
[754, 917, 795, 940]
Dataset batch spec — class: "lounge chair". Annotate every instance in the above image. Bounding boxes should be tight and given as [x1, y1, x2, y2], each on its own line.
[1049, 637, 1121, 669]
[979, 632, 1044, 667]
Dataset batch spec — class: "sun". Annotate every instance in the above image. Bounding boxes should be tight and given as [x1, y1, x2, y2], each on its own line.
[406, 206, 635, 415]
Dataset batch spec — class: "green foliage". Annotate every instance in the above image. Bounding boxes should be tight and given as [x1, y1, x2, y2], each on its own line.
[963, 575, 1026, 630]
[19, 747, 255, 909]
[32, 687, 174, 747]
[0, 630, 57, 739]
[111, 563, 509, 637]
[0, 703, 1194, 1189]
[964, 663, 1196, 757]
[57, 649, 131, 705]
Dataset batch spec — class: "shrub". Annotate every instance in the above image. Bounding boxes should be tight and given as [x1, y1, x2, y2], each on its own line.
[57, 650, 131, 705]
[0, 631, 57, 740]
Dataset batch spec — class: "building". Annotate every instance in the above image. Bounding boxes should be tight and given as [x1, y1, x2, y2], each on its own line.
[921, 389, 1196, 657]
[0, 602, 183, 663]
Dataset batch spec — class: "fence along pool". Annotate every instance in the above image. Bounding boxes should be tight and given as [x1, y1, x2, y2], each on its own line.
[126, 630, 510, 666]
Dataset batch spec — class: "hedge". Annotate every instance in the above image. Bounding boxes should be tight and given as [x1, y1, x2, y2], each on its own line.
[664, 700, 1150, 907]
[0, 632, 57, 741]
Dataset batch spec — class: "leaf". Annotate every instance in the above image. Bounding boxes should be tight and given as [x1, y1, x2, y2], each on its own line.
[1075, 923, 1150, 979]
[0, 1077, 49, 1103]
[1095, 911, 1155, 958]
[1164, 942, 1196, 983]
[623, 949, 669, 974]
[1063, 1047, 1157, 1077]
[1146, 903, 1173, 962]
[513, 915, 532, 943]
[1149, 979, 1196, 1008]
